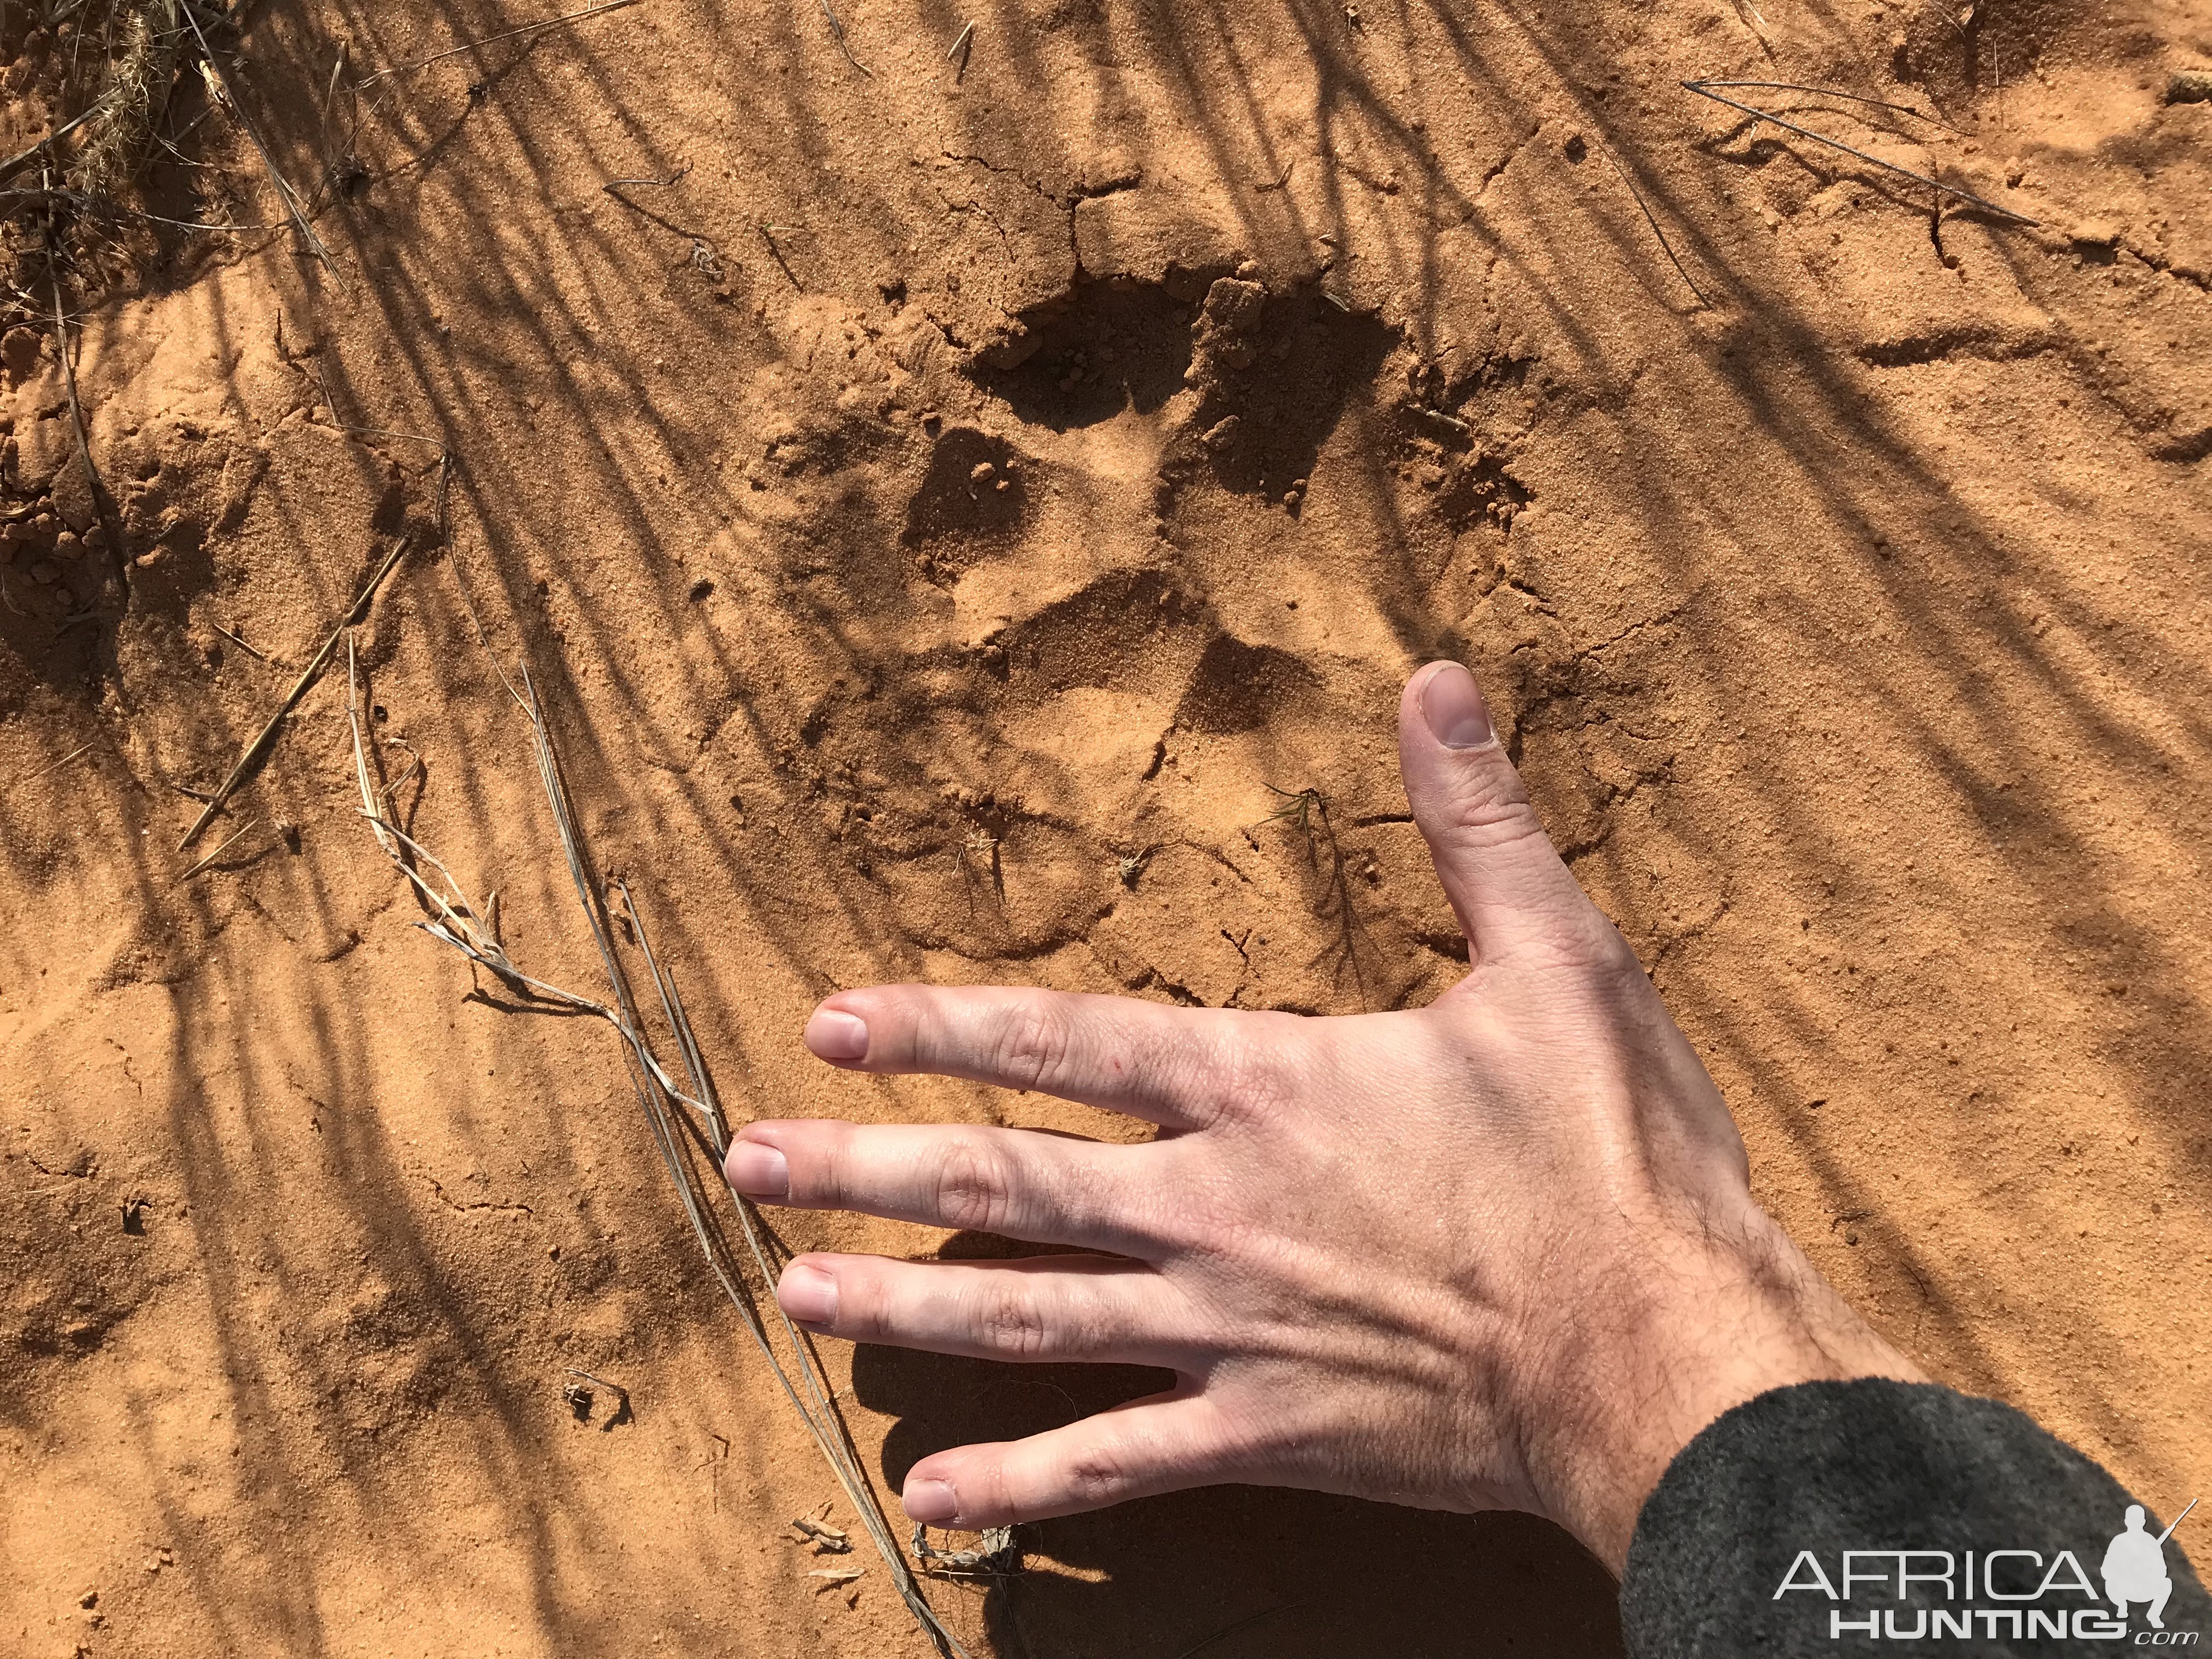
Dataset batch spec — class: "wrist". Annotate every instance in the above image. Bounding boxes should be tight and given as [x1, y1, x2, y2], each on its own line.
[1521, 1199, 1921, 1572]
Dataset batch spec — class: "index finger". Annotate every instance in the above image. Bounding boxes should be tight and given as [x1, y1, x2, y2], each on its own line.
[803, 985, 1288, 1129]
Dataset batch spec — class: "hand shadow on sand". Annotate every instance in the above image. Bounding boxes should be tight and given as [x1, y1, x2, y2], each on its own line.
[854, 1231, 1625, 1659]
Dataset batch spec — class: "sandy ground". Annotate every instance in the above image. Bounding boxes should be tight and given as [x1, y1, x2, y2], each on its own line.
[2, 0, 2209, 1654]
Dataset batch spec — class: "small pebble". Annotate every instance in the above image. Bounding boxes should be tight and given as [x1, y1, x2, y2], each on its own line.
[54, 531, 81, 559]
[30, 561, 57, 583]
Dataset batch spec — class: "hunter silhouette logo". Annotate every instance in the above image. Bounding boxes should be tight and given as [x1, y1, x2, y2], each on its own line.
[2106, 1500, 2196, 1632]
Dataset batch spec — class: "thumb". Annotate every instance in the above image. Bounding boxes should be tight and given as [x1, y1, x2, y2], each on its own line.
[1397, 660, 1602, 963]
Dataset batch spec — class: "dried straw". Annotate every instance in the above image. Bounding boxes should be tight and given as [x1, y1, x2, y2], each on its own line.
[351, 646, 968, 1657]
[179, 1, 348, 287]
[1682, 78, 2035, 224]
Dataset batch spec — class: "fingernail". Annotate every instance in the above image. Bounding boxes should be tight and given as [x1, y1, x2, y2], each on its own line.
[903, 1478, 959, 1525]
[805, 1008, 870, 1063]
[1419, 661, 1495, 750]
[723, 1141, 789, 1200]
[777, 1262, 838, 1328]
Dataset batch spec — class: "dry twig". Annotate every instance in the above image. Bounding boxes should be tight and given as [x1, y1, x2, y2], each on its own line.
[817, 0, 874, 77]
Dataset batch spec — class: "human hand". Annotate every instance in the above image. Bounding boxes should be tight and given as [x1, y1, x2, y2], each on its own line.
[723, 661, 1918, 1570]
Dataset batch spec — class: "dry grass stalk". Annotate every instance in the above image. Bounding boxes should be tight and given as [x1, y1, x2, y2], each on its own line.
[793, 1514, 853, 1551]
[22, 185, 278, 236]
[179, 527, 419, 850]
[355, 0, 642, 86]
[561, 1365, 633, 1424]
[351, 644, 968, 1656]
[180, 814, 259, 879]
[0, 103, 112, 190]
[44, 167, 131, 588]
[212, 621, 268, 661]
[1681, 78, 2035, 223]
[1691, 78, 1964, 136]
[179, 1, 348, 289]
[816, 0, 875, 77]
[912, 1522, 1019, 1579]
[1595, 142, 1710, 308]
[1727, 0, 1773, 48]
[956, 826, 1003, 906]
[613, 874, 964, 1653]
[4, 742, 93, 794]
[1168, 1601, 1301, 1659]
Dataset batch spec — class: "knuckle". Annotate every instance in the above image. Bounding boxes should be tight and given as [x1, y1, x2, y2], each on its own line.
[1062, 1440, 1135, 1505]
[929, 1132, 1014, 1232]
[990, 1000, 1074, 1093]
[1445, 785, 1552, 853]
[1583, 917, 1646, 978]
[974, 1280, 1052, 1359]
[1141, 1166, 1251, 1259]
[1197, 1017, 1299, 1126]
[1527, 907, 1646, 977]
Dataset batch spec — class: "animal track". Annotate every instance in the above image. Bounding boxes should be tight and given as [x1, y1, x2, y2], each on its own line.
[1435, 450, 1533, 534]
[964, 279, 1195, 431]
[901, 425, 1034, 580]
[1173, 633, 1323, 733]
[1168, 281, 1397, 504]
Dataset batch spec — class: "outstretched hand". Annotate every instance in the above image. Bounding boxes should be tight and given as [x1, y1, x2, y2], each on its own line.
[724, 661, 1917, 1570]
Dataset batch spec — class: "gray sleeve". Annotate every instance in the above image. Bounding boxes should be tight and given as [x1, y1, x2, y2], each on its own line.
[1620, 1378, 2208, 1656]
